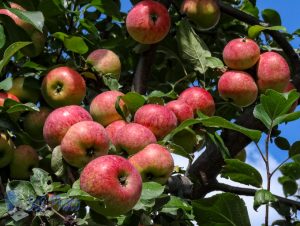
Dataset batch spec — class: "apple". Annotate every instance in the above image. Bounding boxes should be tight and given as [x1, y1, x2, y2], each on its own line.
[0, 133, 15, 168]
[283, 82, 298, 113]
[61, 121, 110, 168]
[0, 92, 20, 106]
[222, 38, 260, 70]
[87, 49, 121, 80]
[90, 90, 127, 126]
[126, 0, 171, 44]
[165, 100, 194, 123]
[257, 51, 290, 92]
[105, 120, 127, 147]
[41, 66, 86, 108]
[43, 105, 93, 148]
[8, 77, 40, 103]
[23, 106, 52, 140]
[80, 155, 142, 216]
[9, 145, 39, 179]
[218, 70, 258, 107]
[181, 0, 220, 30]
[115, 123, 157, 155]
[134, 104, 177, 139]
[178, 87, 215, 116]
[129, 144, 174, 184]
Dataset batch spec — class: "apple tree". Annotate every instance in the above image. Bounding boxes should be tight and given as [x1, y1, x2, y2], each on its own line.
[0, 0, 299, 225]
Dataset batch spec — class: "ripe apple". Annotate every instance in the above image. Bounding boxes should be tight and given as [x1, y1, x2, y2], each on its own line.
[223, 38, 260, 70]
[90, 90, 127, 126]
[165, 100, 194, 123]
[105, 120, 127, 147]
[0, 92, 20, 106]
[115, 123, 157, 155]
[23, 106, 52, 140]
[9, 145, 39, 179]
[178, 87, 215, 116]
[283, 82, 298, 113]
[0, 133, 15, 168]
[129, 144, 174, 184]
[257, 51, 290, 92]
[80, 155, 142, 216]
[218, 70, 258, 107]
[134, 104, 177, 139]
[61, 121, 110, 168]
[87, 49, 121, 80]
[41, 66, 86, 108]
[126, 0, 171, 44]
[181, 0, 220, 30]
[8, 77, 40, 103]
[43, 105, 93, 148]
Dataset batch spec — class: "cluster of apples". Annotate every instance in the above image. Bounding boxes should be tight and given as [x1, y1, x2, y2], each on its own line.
[218, 38, 293, 107]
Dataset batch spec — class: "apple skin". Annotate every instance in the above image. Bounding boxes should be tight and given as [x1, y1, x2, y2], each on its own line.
[105, 120, 127, 147]
[61, 121, 110, 168]
[9, 145, 39, 179]
[80, 155, 142, 216]
[90, 90, 127, 127]
[166, 100, 194, 123]
[126, 0, 171, 44]
[223, 38, 260, 70]
[257, 52, 290, 93]
[41, 66, 86, 108]
[23, 106, 52, 140]
[115, 123, 157, 155]
[8, 77, 40, 103]
[181, 0, 220, 30]
[218, 70, 258, 107]
[0, 92, 20, 106]
[87, 49, 121, 80]
[129, 144, 174, 184]
[283, 82, 298, 113]
[134, 104, 177, 139]
[43, 105, 93, 148]
[0, 133, 15, 168]
[178, 87, 215, 116]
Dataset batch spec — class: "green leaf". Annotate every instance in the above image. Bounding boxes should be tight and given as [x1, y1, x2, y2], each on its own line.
[6, 8, 44, 32]
[22, 61, 47, 71]
[166, 141, 192, 160]
[262, 9, 281, 26]
[51, 146, 66, 178]
[0, 77, 12, 91]
[289, 141, 300, 157]
[53, 32, 88, 54]
[207, 132, 231, 159]
[121, 92, 145, 114]
[5, 102, 39, 114]
[193, 193, 251, 226]
[147, 89, 177, 100]
[248, 25, 286, 39]
[52, 182, 71, 192]
[278, 176, 298, 196]
[30, 168, 53, 196]
[273, 111, 300, 126]
[280, 162, 300, 180]
[67, 188, 101, 202]
[161, 196, 194, 219]
[0, 24, 6, 49]
[0, 42, 32, 74]
[102, 76, 122, 90]
[140, 182, 165, 200]
[206, 56, 224, 69]
[221, 159, 263, 188]
[274, 136, 290, 150]
[240, 0, 259, 18]
[90, 0, 122, 21]
[254, 189, 278, 211]
[0, 200, 8, 218]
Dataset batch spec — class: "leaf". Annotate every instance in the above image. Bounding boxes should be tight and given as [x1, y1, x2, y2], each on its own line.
[0, 24, 5, 49]
[207, 132, 231, 159]
[206, 56, 224, 69]
[161, 196, 194, 219]
[121, 92, 145, 114]
[289, 141, 300, 157]
[67, 188, 101, 202]
[49, 193, 81, 212]
[102, 76, 122, 90]
[0, 200, 8, 218]
[6, 8, 44, 32]
[140, 182, 165, 200]
[262, 9, 281, 26]
[147, 89, 177, 100]
[30, 168, 53, 196]
[221, 159, 263, 188]
[280, 162, 300, 180]
[0, 77, 12, 91]
[274, 136, 290, 150]
[193, 193, 251, 226]
[240, 0, 259, 18]
[254, 189, 278, 211]
[22, 61, 47, 71]
[52, 182, 71, 192]
[278, 176, 298, 196]
[0, 42, 32, 73]
[51, 146, 66, 178]
[5, 102, 39, 114]
[53, 32, 88, 54]
[248, 25, 286, 39]
[166, 141, 193, 160]
[90, 0, 122, 21]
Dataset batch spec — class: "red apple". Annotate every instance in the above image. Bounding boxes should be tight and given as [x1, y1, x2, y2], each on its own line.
[223, 38, 260, 70]
[105, 120, 127, 147]
[0, 133, 15, 168]
[87, 49, 121, 80]
[181, 0, 220, 30]
[90, 90, 127, 126]
[178, 87, 215, 116]
[218, 70, 258, 107]
[166, 100, 194, 123]
[126, 0, 171, 44]
[115, 123, 157, 155]
[41, 66, 86, 108]
[283, 82, 298, 113]
[61, 121, 110, 168]
[257, 51, 290, 92]
[0, 92, 20, 106]
[43, 105, 93, 148]
[134, 104, 177, 139]
[129, 144, 174, 184]
[80, 155, 142, 216]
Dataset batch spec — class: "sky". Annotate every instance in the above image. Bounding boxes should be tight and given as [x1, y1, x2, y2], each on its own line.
[120, 0, 300, 225]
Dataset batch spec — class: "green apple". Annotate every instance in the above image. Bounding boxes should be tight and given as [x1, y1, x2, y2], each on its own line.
[0, 133, 15, 168]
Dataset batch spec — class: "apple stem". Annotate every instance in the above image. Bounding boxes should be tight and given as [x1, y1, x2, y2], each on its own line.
[86, 148, 95, 157]
[150, 14, 158, 24]
[118, 175, 127, 186]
